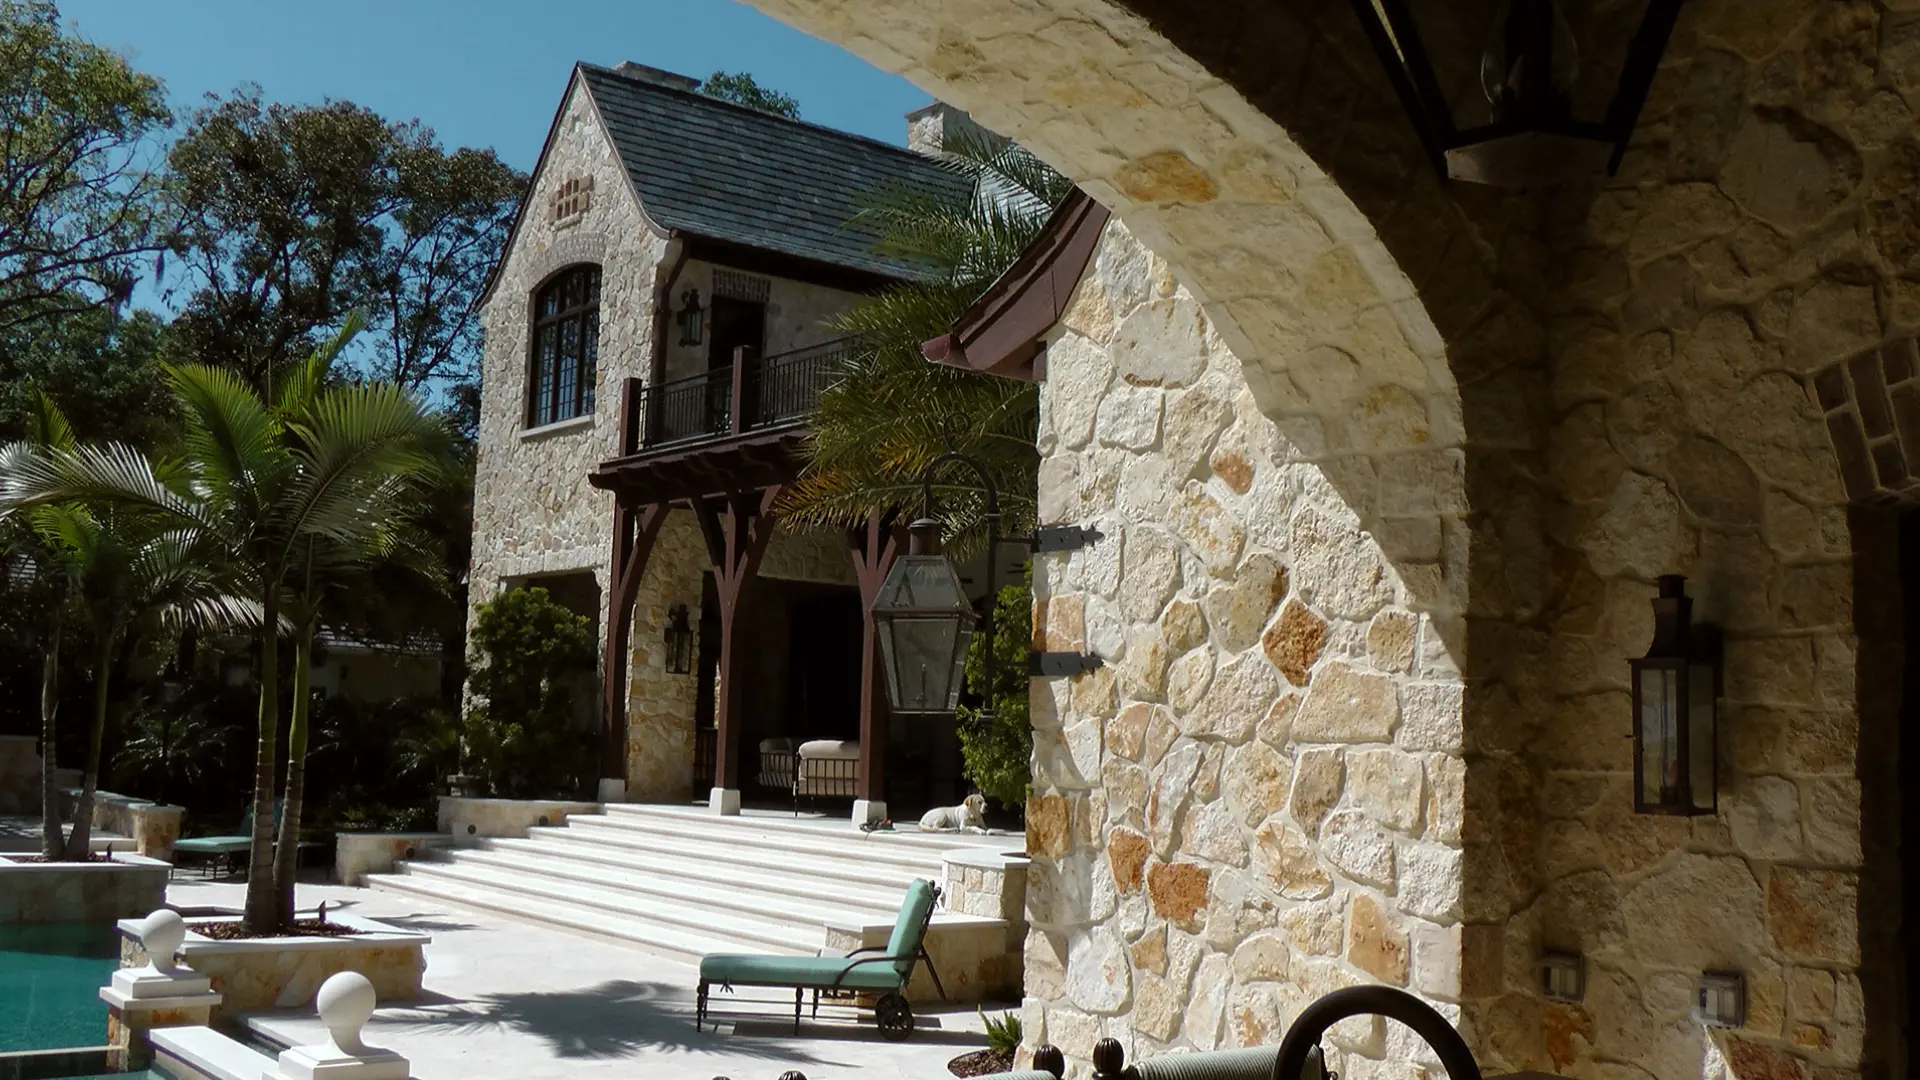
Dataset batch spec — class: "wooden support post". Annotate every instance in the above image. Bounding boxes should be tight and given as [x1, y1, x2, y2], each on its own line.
[728, 344, 752, 436]
[846, 509, 903, 824]
[692, 485, 782, 812]
[602, 499, 669, 793]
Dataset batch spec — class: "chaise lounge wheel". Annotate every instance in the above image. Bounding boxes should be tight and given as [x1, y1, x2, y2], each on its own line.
[876, 992, 913, 1041]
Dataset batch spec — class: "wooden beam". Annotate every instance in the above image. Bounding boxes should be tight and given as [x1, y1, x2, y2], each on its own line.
[603, 500, 670, 780]
[692, 485, 783, 797]
[847, 509, 905, 805]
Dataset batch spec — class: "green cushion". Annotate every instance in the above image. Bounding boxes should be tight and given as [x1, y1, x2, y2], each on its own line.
[882, 878, 936, 980]
[699, 953, 905, 991]
[173, 837, 252, 853]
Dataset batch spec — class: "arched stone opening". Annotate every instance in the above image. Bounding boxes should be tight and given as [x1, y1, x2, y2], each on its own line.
[735, 1, 1905, 1077]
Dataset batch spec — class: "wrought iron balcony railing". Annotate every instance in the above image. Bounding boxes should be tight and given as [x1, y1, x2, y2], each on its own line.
[619, 336, 859, 456]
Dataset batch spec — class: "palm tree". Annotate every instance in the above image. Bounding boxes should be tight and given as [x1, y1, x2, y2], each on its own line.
[0, 322, 446, 931]
[777, 130, 1072, 548]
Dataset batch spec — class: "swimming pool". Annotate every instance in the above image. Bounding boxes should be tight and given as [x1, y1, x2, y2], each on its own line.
[0, 922, 121, 1051]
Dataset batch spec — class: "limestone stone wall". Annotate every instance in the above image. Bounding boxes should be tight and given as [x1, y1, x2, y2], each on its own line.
[762, 525, 859, 587]
[1024, 219, 1470, 1076]
[469, 76, 669, 613]
[624, 509, 708, 801]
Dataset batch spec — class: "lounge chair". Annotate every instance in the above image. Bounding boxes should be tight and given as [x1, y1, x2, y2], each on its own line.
[697, 878, 941, 1041]
[171, 803, 263, 877]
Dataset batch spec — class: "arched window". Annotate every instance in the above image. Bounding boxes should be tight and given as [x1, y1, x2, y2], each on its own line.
[528, 265, 601, 427]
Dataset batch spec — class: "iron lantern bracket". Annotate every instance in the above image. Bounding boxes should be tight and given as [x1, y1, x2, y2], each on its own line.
[1029, 651, 1104, 677]
[1016, 524, 1104, 553]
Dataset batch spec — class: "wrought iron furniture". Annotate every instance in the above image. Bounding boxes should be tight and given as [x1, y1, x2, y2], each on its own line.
[696, 878, 943, 1042]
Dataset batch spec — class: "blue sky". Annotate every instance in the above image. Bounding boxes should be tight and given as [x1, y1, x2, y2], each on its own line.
[60, 0, 931, 171]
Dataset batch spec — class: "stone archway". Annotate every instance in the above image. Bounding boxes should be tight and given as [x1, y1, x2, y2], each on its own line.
[732, 1, 1903, 1078]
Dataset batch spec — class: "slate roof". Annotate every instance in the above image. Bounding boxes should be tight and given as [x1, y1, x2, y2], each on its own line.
[577, 63, 971, 282]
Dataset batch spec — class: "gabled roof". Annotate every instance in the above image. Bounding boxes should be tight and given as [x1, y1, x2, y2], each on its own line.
[577, 63, 970, 282]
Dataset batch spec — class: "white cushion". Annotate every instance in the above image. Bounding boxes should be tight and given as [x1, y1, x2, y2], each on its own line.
[797, 739, 859, 760]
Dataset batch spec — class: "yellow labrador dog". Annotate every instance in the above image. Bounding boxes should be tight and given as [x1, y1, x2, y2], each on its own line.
[919, 793, 988, 833]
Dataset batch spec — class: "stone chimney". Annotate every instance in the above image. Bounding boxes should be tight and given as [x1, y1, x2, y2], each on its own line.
[907, 102, 987, 156]
[611, 61, 700, 92]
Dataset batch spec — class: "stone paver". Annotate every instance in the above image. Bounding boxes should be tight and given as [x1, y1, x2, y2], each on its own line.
[166, 880, 997, 1080]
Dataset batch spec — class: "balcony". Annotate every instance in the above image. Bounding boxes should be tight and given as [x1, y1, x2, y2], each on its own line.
[619, 337, 857, 458]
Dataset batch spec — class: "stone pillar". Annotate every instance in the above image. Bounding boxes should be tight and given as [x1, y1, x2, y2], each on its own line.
[100, 910, 222, 1068]
[269, 971, 408, 1080]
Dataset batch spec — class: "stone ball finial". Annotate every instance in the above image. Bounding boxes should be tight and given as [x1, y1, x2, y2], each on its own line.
[315, 971, 377, 1055]
[136, 909, 187, 972]
[1091, 1037, 1126, 1078]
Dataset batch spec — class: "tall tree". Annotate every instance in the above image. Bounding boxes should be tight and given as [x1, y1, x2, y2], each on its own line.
[0, 0, 171, 331]
[0, 304, 171, 444]
[697, 71, 801, 120]
[0, 328, 447, 929]
[163, 89, 524, 395]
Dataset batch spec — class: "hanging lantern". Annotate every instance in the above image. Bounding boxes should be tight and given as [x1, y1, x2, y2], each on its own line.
[869, 518, 975, 717]
[676, 288, 704, 346]
[663, 604, 695, 675]
[1349, 0, 1684, 186]
[1630, 575, 1719, 816]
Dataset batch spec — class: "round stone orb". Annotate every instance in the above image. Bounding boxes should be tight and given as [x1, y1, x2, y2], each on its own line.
[137, 909, 187, 964]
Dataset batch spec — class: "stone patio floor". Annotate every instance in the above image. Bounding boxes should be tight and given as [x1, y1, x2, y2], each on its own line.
[166, 878, 998, 1080]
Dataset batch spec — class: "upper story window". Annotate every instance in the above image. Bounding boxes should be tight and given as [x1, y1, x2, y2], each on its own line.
[528, 265, 601, 428]
[551, 175, 593, 226]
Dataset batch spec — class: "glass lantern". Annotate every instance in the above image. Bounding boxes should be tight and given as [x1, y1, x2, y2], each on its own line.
[1630, 575, 1718, 815]
[663, 604, 695, 675]
[676, 288, 703, 346]
[870, 519, 975, 716]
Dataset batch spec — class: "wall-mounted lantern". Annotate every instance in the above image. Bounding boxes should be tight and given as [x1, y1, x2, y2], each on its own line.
[1630, 575, 1719, 816]
[868, 436, 1103, 719]
[871, 518, 975, 716]
[676, 288, 704, 346]
[1348, 0, 1684, 186]
[663, 604, 695, 675]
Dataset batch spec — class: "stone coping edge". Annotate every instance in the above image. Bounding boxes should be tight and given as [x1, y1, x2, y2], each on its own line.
[940, 848, 1031, 870]
[0, 851, 169, 870]
[62, 787, 185, 812]
[0, 733, 36, 742]
[334, 831, 452, 840]
[114, 911, 430, 954]
[822, 912, 1010, 935]
[150, 1025, 275, 1080]
[437, 796, 602, 809]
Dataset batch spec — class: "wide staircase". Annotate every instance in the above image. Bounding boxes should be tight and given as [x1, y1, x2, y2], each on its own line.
[363, 804, 1002, 961]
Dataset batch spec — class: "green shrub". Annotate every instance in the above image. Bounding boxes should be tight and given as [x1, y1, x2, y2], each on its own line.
[957, 582, 1032, 811]
[464, 587, 596, 798]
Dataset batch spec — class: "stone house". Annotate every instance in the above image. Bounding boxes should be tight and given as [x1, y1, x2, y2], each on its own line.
[469, 60, 975, 813]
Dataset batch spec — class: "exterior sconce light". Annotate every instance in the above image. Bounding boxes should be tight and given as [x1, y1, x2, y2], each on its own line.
[663, 604, 695, 675]
[868, 429, 1104, 719]
[1349, 0, 1684, 186]
[1630, 575, 1719, 816]
[871, 517, 976, 716]
[1540, 952, 1584, 1002]
[1693, 972, 1745, 1028]
[676, 288, 704, 346]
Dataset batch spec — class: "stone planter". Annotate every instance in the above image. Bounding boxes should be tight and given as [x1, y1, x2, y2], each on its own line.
[0, 851, 169, 924]
[117, 913, 429, 1025]
[334, 831, 451, 886]
[436, 796, 599, 841]
[58, 789, 184, 861]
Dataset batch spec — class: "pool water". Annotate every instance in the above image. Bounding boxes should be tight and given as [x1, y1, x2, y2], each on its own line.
[0, 922, 121, 1051]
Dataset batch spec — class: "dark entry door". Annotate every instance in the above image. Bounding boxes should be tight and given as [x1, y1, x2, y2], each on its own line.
[707, 296, 765, 430]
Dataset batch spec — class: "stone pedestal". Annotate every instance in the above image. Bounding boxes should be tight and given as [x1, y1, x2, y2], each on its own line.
[709, 786, 741, 815]
[101, 911, 222, 1067]
[267, 971, 409, 1080]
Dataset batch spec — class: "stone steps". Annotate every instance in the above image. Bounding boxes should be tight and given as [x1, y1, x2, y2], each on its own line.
[365, 806, 1010, 966]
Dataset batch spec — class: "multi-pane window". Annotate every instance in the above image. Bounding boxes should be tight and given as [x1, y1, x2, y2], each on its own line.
[528, 265, 601, 427]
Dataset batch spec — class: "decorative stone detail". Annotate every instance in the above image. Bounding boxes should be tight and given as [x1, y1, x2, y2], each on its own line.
[1813, 336, 1920, 504]
[100, 910, 224, 1066]
[269, 971, 409, 1080]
